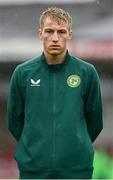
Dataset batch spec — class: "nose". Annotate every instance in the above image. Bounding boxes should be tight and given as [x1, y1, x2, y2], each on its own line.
[52, 32, 59, 42]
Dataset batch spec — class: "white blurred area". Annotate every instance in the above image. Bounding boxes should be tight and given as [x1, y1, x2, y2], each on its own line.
[0, 0, 113, 178]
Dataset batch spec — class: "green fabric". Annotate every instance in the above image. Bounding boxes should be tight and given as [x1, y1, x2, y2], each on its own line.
[19, 169, 93, 179]
[7, 52, 103, 177]
[93, 149, 113, 179]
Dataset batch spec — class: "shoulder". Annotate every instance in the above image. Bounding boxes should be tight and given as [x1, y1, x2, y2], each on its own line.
[17, 55, 41, 71]
[12, 55, 41, 76]
[70, 55, 94, 69]
[69, 54, 100, 86]
[70, 55, 98, 75]
[10, 55, 42, 85]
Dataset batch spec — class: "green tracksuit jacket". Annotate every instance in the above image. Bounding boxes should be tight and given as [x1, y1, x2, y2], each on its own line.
[7, 52, 103, 179]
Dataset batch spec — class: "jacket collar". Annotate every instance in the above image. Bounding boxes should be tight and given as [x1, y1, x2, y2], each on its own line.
[40, 51, 71, 71]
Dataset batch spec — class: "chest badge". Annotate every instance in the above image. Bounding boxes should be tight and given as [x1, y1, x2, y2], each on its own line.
[67, 75, 81, 88]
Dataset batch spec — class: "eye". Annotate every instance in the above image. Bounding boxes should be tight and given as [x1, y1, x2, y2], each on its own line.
[58, 30, 66, 34]
[45, 29, 53, 34]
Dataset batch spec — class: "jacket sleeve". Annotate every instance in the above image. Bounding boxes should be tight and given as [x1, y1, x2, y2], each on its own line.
[85, 65, 103, 143]
[7, 66, 24, 141]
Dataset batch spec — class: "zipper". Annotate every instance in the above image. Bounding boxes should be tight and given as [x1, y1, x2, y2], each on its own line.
[52, 72, 56, 169]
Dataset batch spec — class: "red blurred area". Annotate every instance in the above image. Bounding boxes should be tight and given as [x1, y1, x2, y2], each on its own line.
[0, 145, 18, 178]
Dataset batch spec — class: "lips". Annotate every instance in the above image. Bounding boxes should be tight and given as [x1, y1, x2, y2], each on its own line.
[50, 45, 60, 48]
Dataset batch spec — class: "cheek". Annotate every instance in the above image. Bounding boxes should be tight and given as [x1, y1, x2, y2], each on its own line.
[43, 38, 50, 48]
[60, 35, 69, 42]
[43, 36, 50, 43]
[60, 38, 68, 44]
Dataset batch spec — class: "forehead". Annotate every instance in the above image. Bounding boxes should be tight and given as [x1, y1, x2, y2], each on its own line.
[42, 17, 69, 30]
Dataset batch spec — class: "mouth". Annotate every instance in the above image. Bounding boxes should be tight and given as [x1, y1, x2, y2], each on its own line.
[50, 45, 60, 49]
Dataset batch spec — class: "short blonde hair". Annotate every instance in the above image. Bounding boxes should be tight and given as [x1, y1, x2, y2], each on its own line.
[40, 7, 72, 31]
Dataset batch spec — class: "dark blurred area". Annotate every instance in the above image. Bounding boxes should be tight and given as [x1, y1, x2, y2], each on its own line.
[0, 0, 113, 178]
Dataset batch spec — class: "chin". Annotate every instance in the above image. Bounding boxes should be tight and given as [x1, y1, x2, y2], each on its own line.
[51, 53, 59, 56]
[49, 50, 62, 56]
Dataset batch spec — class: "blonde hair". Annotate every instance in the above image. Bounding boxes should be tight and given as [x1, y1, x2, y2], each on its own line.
[40, 7, 72, 31]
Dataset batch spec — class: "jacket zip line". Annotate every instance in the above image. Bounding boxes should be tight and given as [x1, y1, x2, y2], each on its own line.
[52, 72, 57, 169]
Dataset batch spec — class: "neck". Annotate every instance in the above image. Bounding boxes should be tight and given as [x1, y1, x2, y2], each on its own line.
[44, 50, 67, 65]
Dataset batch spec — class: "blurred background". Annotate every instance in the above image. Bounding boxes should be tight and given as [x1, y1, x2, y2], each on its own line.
[0, 0, 113, 178]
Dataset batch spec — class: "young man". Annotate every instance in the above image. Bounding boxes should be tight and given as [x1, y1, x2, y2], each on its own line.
[7, 7, 103, 179]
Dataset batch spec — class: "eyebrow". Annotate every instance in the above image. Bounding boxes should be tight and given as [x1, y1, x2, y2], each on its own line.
[44, 28, 67, 31]
[44, 28, 67, 32]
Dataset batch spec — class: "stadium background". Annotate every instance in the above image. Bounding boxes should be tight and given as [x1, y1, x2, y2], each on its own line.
[0, 0, 113, 178]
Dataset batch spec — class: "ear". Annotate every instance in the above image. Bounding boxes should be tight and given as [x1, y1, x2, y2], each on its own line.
[68, 30, 72, 40]
[38, 28, 43, 40]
